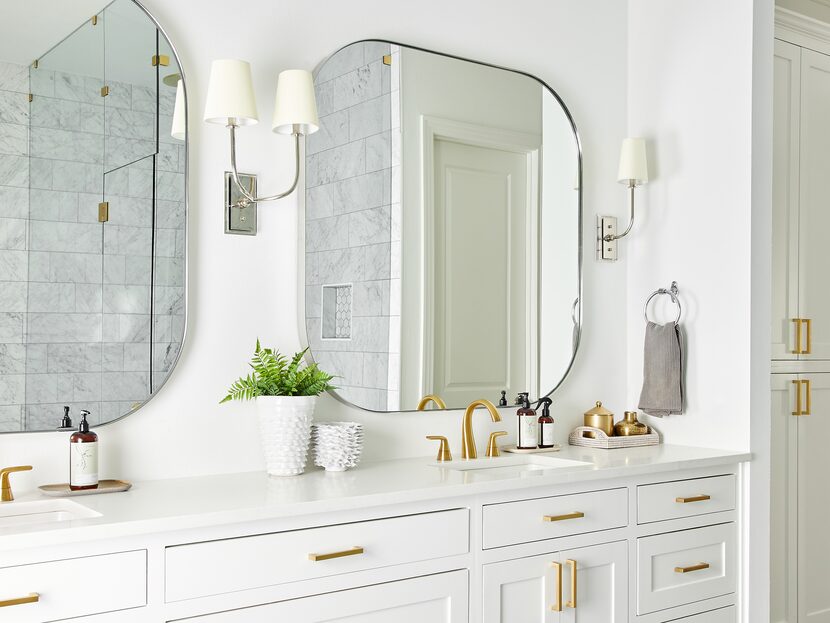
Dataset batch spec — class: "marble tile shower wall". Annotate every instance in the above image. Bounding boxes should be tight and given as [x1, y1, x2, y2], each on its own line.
[0, 59, 185, 431]
[305, 42, 401, 412]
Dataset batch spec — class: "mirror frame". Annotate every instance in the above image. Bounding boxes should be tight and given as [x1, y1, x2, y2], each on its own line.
[300, 39, 581, 413]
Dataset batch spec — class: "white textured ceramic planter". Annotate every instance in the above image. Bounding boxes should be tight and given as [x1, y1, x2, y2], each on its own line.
[255, 396, 317, 476]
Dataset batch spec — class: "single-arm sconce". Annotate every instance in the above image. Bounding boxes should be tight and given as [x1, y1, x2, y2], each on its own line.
[597, 137, 649, 261]
[204, 60, 319, 235]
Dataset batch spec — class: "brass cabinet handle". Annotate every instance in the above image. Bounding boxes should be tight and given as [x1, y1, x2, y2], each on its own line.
[793, 379, 803, 416]
[674, 562, 710, 574]
[793, 379, 812, 416]
[550, 561, 562, 612]
[804, 318, 812, 354]
[308, 546, 364, 562]
[0, 593, 39, 608]
[804, 379, 812, 415]
[793, 318, 803, 354]
[565, 559, 577, 609]
[543, 511, 585, 522]
[675, 494, 711, 504]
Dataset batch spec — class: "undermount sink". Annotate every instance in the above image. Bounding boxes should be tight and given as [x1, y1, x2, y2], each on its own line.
[432, 454, 593, 472]
[0, 499, 101, 529]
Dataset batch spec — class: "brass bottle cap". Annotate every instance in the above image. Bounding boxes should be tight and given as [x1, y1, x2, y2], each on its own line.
[584, 401, 613, 417]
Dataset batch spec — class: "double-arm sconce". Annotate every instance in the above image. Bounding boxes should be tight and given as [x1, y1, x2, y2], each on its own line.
[597, 137, 649, 261]
[204, 60, 319, 235]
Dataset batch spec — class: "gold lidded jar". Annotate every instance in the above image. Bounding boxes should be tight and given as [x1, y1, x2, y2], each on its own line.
[614, 411, 648, 436]
[583, 401, 614, 437]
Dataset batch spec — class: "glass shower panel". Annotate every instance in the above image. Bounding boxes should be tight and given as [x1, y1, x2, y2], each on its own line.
[102, 154, 154, 420]
[25, 15, 105, 430]
[103, 0, 159, 172]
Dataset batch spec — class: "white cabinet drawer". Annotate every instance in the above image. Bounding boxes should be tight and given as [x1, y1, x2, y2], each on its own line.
[638, 474, 736, 524]
[165, 509, 469, 602]
[637, 523, 736, 615]
[666, 605, 735, 622]
[0, 550, 146, 622]
[482, 488, 627, 549]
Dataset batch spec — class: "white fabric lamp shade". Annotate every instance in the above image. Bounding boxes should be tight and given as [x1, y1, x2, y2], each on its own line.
[617, 137, 648, 185]
[272, 69, 319, 135]
[204, 59, 258, 126]
[171, 79, 186, 140]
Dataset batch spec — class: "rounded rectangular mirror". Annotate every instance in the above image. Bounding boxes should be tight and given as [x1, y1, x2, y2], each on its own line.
[303, 41, 580, 412]
[0, 0, 187, 432]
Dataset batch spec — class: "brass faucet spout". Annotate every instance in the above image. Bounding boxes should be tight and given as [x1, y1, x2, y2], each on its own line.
[461, 399, 502, 459]
[417, 394, 447, 410]
[1, 465, 32, 502]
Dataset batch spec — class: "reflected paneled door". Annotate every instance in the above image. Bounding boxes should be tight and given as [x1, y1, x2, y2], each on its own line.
[482, 541, 626, 623]
[171, 570, 468, 622]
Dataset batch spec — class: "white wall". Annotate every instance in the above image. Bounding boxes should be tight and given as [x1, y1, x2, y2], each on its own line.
[0, 0, 629, 494]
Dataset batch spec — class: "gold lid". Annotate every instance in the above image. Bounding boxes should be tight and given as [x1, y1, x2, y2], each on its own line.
[584, 401, 613, 417]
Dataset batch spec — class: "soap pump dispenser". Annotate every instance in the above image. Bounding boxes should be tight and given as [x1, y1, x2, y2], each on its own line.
[536, 397, 554, 448]
[515, 392, 538, 450]
[57, 405, 73, 431]
[69, 410, 99, 491]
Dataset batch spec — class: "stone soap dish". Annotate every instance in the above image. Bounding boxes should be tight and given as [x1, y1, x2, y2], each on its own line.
[38, 480, 132, 497]
[502, 444, 561, 454]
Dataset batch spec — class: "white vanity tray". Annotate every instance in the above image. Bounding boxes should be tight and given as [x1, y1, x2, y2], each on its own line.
[569, 426, 660, 449]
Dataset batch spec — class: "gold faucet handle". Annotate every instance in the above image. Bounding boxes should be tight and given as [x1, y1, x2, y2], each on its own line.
[426, 436, 452, 462]
[486, 431, 508, 458]
[1, 465, 32, 502]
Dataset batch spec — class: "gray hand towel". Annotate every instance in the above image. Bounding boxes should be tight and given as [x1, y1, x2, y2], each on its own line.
[638, 321, 683, 417]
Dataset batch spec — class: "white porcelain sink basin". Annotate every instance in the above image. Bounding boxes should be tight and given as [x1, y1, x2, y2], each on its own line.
[432, 454, 592, 472]
[0, 499, 101, 529]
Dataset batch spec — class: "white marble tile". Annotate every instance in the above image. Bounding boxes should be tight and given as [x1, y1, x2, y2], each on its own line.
[307, 109, 349, 156]
[349, 205, 390, 246]
[154, 286, 184, 315]
[153, 257, 184, 287]
[156, 200, 185, 228]
[315, 80, 334, 118]
[352, 280, 383, 317]
[157, 142, 179, 173]
[365, 132, 391, 173]
[0, 343, 25, 374]
[0, 122, 27, 156]
[0, 91, 28, 125]
[305, 285, 322, 319]
[152, 342, 179, 376]
[30, 220, 102, 253]
[30, 96, 82, 131]
[27, 312, 102, 344]
[0, 312, 23, 343]
[313, 350, 363, 386]
[104, 225, 151, 257]
[79, 102, 104, 134]
[305, 247, 365, 286]
[114, 313, 150, 343]
[48, 252, 101, 283]
[155, 229, 177, 258]
[0, 217, 26, 250]
[29, 189, 78, 222]
[306, 214, 349, 252]
[306, 140, 365, 188]
[131, 86, 155, 113]
[68, 372, 102, 402]
[0, 62, 28, 93]
[153, 314, 172, 343]
[103, 254, 126, 284]
[47, 343, 102, 373]
[0, 281, 27, 313]
[0, 405, 22, 432]
[0, 249, 26, 281]
[103, 284, 151, 314]
[0, 374, 24, 405]
[31, 127, 104, 164]
[106, 137, 156, 171]
[306, 184, 333, 221]
[104, 195, 152, 227]
[27, 251, 49, 282]
[362, 352, 389, 390]
[29, 157, 52, 189]
[364, 242, 391, 280]
[100, 371, 149, 402]
[332, 170, 386, 214]
[25, 372, 57, 404]
[156, 171, 185, 203]
[123, 343, 150, 371]
[349, 95, 390, 141]
[75, 283, 103, 312]
[351, 316, 391, 353]
[159, 87, 177, 117]
[29, 68, 55, 97]
[102, 343, 123, 369]
[0, 186, 28, 219]
[54, 72, 99, 104]
[25, 344, 47, 373]
[315, 43, 365, 83]
[362, 42, 391, 66]
[125, 257, 152, 285]
[106, 107, 155, 140]
[52, 160, 103, 193]
[333, 63, 382, 111]
[0, 154, 29, 187]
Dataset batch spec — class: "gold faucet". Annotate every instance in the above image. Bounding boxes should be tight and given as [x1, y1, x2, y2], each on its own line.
[417, 394, 447, 410]
[461, 399, 502, 459]
[1, 465, 32, 502]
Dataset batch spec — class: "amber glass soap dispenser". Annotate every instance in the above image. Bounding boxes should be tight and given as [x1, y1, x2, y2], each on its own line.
[70, 410, 99, 491]
[536, 397, 554, 448]
[516, 392, 538, 449]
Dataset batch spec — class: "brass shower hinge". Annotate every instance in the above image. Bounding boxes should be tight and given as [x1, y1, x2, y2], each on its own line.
[28, 94, 32, 103]
[383, 54, 392, 66]
[91, 15, 98, 26]
[32, 59, 38, 69]
[152, 54, 170, 67]
[100, 85, 109, 97]
[98, 202, 109, 223]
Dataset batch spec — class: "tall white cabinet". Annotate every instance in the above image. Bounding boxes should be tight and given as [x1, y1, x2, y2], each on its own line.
[772, 27, 830, 623]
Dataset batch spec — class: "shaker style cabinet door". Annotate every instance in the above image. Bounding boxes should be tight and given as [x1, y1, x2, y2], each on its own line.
[170, 570, 468, 623]
[772, 39, 801, 361]
[558, 541, 627, 623]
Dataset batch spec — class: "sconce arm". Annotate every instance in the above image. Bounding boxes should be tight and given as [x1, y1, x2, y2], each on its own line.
[603, 182, 636, 242]
[228, 124, 301, 208]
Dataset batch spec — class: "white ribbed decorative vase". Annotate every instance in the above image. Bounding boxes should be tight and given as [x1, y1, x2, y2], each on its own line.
[255, 396, 316, 476]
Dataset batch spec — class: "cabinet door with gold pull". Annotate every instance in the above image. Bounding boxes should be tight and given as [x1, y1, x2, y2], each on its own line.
[559, 541, 627, 623]
[482, 552, 562, 623]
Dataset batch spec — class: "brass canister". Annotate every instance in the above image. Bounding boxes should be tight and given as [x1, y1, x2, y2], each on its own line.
[614, 411, 648, 436]
[583, 401, 614, 437]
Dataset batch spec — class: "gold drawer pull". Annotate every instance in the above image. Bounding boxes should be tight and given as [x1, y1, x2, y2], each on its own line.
[543, 511, 585, 522]
[674, 562, 710, 574]
[675, 494, 711, 504]
[308, 546, 364, 562]
[550, 561, 562, 612]
[0, 593, 39, 608]
[793, 318, 803, 354]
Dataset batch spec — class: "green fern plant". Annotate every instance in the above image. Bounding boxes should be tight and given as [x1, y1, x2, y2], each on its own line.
[221, 340, 336, 403]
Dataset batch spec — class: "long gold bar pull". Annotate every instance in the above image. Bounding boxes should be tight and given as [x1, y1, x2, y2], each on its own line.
[804, 318, 812, 354]
[675, 494, 711, 504]
[793, 379, 803, 416]
[674, 562, 710, 574]
[543, 511, 585, 523]
[308, 546, 364, 562]
[804, 379, 812, 416]
[550, 561, 562, 612]
[0, 593, 39, 608]
[565, 559, 577, 609]
[793, 319, 803, 354]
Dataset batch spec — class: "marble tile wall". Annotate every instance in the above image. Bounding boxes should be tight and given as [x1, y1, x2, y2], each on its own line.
[306, 42, 401, 412]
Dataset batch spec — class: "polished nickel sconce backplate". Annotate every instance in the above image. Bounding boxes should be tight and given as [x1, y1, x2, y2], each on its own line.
[224, 171, 257, 235]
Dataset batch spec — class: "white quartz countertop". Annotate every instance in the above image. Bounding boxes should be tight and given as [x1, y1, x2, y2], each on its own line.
[0, 444, 749, 551]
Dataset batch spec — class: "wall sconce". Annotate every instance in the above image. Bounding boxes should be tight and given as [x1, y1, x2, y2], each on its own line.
[597, 137, 649, 261]
[171, 79, 185, 141]
[204, 60, 319, 235]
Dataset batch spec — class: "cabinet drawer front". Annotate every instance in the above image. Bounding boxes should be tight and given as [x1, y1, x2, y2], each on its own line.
[166, 509, 469, 602]
[482, 488, 627, 549]
[667, 605, 735, 622]
[0, 550, 146, 622]
[638, 474, 736, 524]
[637, 523, 736, 615]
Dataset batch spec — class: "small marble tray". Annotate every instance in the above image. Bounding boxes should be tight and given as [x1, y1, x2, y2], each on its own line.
[38, 479, 132, 497]
[502, 444, 561, 454]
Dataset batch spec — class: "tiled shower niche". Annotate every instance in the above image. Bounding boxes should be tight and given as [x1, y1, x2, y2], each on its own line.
[0, 0, 185, 432]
